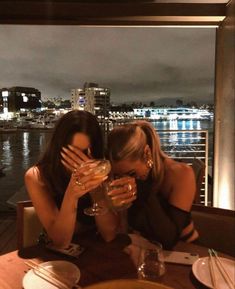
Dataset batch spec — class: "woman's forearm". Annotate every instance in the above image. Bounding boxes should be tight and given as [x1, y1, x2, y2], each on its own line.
[46, 193, 78, 248]
[95, 201, 120, 242]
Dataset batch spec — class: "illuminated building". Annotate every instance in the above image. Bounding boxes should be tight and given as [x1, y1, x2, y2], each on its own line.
[71, 82, 110, 120]
[133, 107, 213, 121]
[0, 86, 41, 114]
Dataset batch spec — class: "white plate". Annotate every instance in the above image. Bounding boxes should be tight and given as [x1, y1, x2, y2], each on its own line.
[23, 260, 80, 289]
[192, 257, 235, 289]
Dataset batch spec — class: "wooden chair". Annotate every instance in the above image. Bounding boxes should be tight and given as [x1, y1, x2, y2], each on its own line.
[192, 204, 235, 257]
[191, 158, 205, 204]
[17, 200, 43, 249]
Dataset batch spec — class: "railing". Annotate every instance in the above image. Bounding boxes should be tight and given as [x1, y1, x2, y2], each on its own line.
[158, 130, 209, 205]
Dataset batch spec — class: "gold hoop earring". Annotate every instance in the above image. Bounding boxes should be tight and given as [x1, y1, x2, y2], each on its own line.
[146, 158, 153, 169]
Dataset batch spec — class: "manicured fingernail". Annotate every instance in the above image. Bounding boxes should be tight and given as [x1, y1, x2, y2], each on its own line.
[62, 147, 68, 151]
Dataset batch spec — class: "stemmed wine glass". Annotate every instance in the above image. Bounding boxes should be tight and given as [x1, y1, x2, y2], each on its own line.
[80, 159, 111, 216]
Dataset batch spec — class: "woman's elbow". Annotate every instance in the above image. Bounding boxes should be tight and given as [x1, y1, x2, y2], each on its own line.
[46, 228, 72, 248]
[49, 237, 71, 249]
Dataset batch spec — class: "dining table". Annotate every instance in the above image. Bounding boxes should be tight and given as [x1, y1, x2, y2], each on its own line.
[0, 230, 234, 289]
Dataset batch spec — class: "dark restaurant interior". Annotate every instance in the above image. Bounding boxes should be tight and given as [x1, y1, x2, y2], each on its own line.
[0, 1, 234, 289]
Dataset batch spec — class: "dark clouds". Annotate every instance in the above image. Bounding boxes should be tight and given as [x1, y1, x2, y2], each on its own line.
[0, 26, 215, 104]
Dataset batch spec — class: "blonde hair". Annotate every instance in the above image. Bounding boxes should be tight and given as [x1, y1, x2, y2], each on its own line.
[108, 121, 168, 188]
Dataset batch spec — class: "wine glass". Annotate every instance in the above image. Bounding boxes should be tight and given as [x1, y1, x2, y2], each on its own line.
[104, 176, 134, 211]
[81, 159, 111, 216]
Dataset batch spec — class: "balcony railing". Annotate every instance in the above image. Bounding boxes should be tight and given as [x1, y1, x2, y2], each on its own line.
[158, 130, 209, 205]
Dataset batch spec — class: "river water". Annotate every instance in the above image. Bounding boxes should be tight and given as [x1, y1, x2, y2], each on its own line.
[0, 119, 213, 211]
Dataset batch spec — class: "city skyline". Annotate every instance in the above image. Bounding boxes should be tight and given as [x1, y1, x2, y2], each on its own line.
[0, 26, 215, 104]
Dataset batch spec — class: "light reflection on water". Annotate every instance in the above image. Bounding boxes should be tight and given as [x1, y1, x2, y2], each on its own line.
[0, 131, 52, 207]
[0, 120, 213, 209]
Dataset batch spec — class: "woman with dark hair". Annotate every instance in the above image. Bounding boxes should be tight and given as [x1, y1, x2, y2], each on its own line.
[106, 120, 199, 249]
[25, 110, 111, 247]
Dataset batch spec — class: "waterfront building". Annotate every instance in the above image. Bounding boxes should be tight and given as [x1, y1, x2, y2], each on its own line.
[71, 82, 110, 120]
[109, 104, 134, 121]
[0, 86, 41, 115]
[133, 107, 213, 121]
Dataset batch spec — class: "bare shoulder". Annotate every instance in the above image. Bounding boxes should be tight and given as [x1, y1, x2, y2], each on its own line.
[164, 158, 196, 210]
[24, 166, 43, 186]
[25, 165, 52, 202]
[166, 158, 194, 180]
[25, 166, 39, 179]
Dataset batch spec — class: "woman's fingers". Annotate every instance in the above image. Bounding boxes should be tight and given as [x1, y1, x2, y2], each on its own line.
[108, 177, 136, 197]
[60, 151, 76, 171]
[61, 147, 83, 168]
[107, 178, 137, 205]
[61, 145, 92, 172]
[109, 189, 137, 207]
[70, 173, 108, 198]
[61, 159, 73, 172]
[61, 149, 78, 170]
[110, 176, 133, 186]
[109, 186, 137, 200]
[68, 145, 90, 162]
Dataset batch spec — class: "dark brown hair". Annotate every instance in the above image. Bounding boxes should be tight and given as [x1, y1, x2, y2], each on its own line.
[37, 110, 104, 196]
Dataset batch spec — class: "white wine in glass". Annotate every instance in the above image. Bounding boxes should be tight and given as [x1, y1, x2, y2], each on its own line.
[82, 159, 111, 216]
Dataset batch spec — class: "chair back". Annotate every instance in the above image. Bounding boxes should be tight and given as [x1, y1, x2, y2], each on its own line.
[17, 200, 43, 249]
[191, 158, 205, 204]
[192, 204, 235, 256]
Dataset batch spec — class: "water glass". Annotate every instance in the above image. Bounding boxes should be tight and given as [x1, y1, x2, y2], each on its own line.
[137, 241, 166, 282]
[104, 177, 133, 211]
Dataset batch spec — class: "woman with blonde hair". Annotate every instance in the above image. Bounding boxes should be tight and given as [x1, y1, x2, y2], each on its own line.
[106, 120, 198, 249]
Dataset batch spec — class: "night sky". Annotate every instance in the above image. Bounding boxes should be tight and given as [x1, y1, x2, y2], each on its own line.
[0, 26, 216, 105]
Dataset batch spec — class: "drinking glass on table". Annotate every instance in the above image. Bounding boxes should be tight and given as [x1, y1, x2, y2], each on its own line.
[104, 176, 136, 211]
[78, 159, 111, 216]
[137, 241, 166, 282]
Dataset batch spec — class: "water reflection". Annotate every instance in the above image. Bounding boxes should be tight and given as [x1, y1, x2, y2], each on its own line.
[0, 131, 51, 207]
[22, 132, 30, 169]
[189, 120, 193, 130]
[169, 120, 178, 130]
[2, 138, 13, 171]
[197, 120, 201, 130]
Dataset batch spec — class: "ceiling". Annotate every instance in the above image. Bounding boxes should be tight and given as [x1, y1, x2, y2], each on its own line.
[0, 0, 230, 25]
[146, 1, 229, 3]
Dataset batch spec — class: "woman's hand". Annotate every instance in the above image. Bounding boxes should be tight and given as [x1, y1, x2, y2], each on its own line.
[66, 161, 108, 201]
[60, 145, 91, 173]
[107, 176, 137, 207]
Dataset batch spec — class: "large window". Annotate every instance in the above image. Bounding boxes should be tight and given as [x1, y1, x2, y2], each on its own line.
[0, 26, 216, 210]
